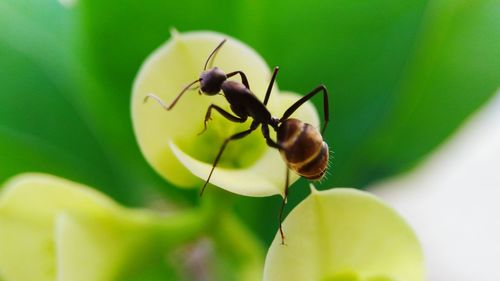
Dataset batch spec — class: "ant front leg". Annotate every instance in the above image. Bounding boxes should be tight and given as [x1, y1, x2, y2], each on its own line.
[200, 121, 259, 196]
[144, 79, 201, 111]
[226, 71, 250, 89]
[199, 104, 248, 135]
[279, 85, 330, 134]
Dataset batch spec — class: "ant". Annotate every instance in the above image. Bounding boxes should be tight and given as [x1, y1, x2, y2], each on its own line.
[145, 39, 330, 243]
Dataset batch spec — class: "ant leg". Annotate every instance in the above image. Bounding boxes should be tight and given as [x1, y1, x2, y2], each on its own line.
[279, 85, 330, 134]
[144, 78, 201, 110]
[199, 104, 248, 135]
[200, 122, 259, 196]
[261, 125, 281, 149]
[226, 71, 250, 89]
[263, 67, 280, 106]
[143, 94, 168, 109]
[279, 167, 290, 245]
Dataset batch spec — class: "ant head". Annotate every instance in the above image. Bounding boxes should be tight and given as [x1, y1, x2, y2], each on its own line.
[199, 67, 227, 95]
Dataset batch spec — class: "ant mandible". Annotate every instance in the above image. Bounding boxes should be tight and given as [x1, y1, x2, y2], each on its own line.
[145, 39, 330, 243]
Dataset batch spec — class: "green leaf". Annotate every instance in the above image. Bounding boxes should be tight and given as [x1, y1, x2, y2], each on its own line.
[0, 0, 184, 205]
[0, 0, 114, 189]
[73, 0, 500, 245]
[74, 0, 500, 189]
[343, 0, 500, 184]
[4, 0, 499, 250]
[210, 213, 265, 281]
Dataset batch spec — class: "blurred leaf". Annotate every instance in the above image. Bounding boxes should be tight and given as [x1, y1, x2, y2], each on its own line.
[0, 0, 188, 205]
[74, 0, 500, 186]
[121, 260, 183, 281]
[72, 0, 427, 188]
[73, 0, 500, 242]
[343, 0, 500, 184]
[2, 0, 499, 248]
[0, 0, 116, 191]
[0, 173, 210, 281]
[210, 214, 264, 281]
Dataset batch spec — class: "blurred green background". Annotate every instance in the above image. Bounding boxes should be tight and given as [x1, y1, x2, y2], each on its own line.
[1, 0, 499, 248]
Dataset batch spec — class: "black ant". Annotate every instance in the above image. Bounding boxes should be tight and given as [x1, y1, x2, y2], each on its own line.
[145, 39, 330, 243]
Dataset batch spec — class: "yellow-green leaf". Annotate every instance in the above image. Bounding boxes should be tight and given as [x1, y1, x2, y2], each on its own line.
[264, 187, 423, 281]
[132, 31, 320, 197]
[0, 173, 120, 281]
[0, 173, 210, 281]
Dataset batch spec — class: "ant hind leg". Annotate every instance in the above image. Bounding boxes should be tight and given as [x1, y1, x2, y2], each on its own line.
[279, 84, 330, 134]
[279, 167, 290, 245]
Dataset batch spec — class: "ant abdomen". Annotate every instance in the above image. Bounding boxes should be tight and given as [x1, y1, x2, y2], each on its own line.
[277, 118, 329, 180]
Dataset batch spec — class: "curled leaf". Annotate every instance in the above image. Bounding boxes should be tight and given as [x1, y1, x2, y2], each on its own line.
[132, 31, 320, 196]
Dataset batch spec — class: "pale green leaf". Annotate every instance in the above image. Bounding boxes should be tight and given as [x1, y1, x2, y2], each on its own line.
[264, 187, 423, 281]
[0, 173, 210, 281]
[0, 173, 120, 281]
[132, 31, 320, 197]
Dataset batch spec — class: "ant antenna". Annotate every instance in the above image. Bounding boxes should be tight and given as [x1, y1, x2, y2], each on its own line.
[144, 78, 200, 110]
[204, 39, 227, 71]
